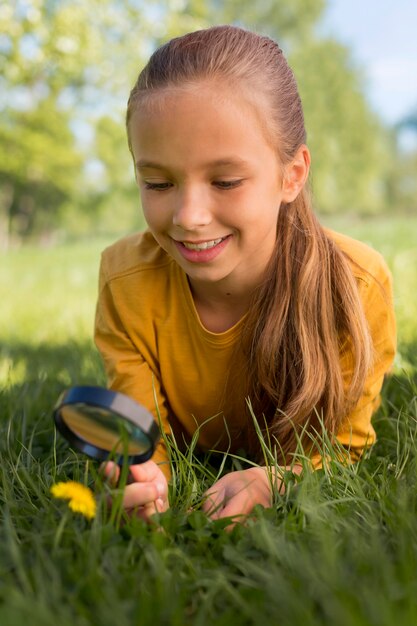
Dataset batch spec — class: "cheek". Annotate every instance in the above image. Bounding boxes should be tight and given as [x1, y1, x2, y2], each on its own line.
[229, 190, 280, 228]
[141, 213, 170, 251]
[141, 200, 169, 230]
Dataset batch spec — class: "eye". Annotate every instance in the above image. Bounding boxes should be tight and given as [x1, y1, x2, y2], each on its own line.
[213, 180, 243, 190]
[143, 181, 173, 191]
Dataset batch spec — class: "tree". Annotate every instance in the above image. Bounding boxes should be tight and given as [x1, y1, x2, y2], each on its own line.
[0, 0, 153, 246]
[290, 38, 391, 214]
[0, 0, 101, 246]
[0, 99, 82, 246]
[386, 106, 417, 213]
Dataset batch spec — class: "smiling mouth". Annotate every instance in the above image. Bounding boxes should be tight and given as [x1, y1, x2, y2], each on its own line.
[180, 236, 228, 251]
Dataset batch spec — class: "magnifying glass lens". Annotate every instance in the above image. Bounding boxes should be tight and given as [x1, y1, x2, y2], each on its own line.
[53, 386, 160, 465]
[60, 403, 151, 455]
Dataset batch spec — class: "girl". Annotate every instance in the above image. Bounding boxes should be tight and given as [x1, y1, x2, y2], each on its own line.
[95, 25, 396, 522]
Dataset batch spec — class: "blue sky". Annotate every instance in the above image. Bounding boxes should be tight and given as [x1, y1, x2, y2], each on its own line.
[320, 0, 417, 125]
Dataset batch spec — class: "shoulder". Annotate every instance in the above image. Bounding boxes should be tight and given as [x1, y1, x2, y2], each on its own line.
[324, 227, 392, 288]
[99, 230, 173, 283]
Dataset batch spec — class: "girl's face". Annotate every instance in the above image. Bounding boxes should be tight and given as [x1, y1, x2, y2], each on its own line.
[129, 83, 306, 294]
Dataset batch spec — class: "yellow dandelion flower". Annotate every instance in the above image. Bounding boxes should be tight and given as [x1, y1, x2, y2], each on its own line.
[51, 481, 97, 520]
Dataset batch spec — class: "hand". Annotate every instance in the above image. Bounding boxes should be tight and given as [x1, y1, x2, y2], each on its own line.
[102, 459, 169, 522]
[202, 467, 273, 522]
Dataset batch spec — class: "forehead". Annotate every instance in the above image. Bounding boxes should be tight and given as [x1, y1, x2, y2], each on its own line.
[128, 83, 279, 169]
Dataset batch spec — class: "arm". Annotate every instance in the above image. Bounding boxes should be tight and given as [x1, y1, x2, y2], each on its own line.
[95, 253, 172, 479]
[94, 254, 171, 518]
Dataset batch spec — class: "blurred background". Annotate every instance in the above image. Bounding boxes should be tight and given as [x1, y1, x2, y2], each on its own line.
[1, 0, 416, 246]
[1, 0, 416, 387]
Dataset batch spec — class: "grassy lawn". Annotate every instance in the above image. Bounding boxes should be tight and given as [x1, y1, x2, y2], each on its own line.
[1, 214, 417, 625]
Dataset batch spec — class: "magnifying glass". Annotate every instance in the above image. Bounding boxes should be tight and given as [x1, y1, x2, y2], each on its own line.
[53, 386, 160, 465]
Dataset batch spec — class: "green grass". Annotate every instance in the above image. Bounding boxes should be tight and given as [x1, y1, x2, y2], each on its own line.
[1, 215, 417, 626]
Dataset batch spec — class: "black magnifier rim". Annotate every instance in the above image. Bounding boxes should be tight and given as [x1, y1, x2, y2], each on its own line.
[53, 386, 160, 465]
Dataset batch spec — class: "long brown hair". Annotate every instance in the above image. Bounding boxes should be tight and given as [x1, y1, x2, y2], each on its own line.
[126, 25, 373, 462]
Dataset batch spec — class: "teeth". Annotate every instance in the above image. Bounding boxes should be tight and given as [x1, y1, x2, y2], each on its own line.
[182, 237, 224, 251]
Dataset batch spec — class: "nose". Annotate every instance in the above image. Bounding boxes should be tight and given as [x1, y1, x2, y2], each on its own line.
[172, 185, 212, 231]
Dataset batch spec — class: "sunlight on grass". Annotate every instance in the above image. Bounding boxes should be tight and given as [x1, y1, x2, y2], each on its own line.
[0, 238, 112, 346]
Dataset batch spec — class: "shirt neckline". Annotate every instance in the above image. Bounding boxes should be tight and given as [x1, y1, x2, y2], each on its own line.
[175, 263, 247, 345]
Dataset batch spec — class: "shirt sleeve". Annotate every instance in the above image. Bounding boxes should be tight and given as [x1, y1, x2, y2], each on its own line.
[94, 255, 172, 480]
[310, 259, 396, 468]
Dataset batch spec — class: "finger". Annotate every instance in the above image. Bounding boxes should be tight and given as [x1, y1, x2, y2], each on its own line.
[125, 496, 169, 524]
[122, 481, 164, 509]
[128, 463, 168, 502]
[131, 499, 167, 523]
[217, 491, 252, 520]
[134, 498, 167, 515]
[100, 461, 120, 486]
[201, 488, 225, 520]
[155, 497, 168, 513]
[129, 460, 162, 483]
[135, 501, 158, 521]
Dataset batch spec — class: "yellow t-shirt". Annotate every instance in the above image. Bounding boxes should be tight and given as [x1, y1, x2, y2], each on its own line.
[94, 229, 396, 479]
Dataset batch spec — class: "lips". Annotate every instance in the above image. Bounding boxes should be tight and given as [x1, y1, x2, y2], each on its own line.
[173, 234, 231, 263]
[181, 237, 225, 251]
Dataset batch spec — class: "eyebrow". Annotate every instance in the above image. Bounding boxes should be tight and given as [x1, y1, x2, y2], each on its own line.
[135, 157, 250, 170]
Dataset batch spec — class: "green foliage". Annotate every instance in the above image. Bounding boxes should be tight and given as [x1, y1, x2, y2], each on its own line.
[0, 0, 103, 244]
[0, 99, 83, 241]
[82, 116, 143, 235]
[385, 132, 417, 213]
[0, 0, 151, 246]
[291, 39, 391, 214]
